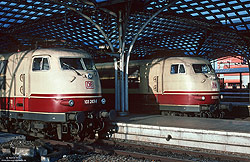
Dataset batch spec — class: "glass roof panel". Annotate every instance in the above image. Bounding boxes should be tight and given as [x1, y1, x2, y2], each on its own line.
[0, 0, 249, 60]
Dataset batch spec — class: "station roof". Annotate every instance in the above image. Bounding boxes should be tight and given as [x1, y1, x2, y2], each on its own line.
[0, 0, 250, 62]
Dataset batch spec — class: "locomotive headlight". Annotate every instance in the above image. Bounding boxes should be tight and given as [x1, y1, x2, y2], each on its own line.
[201, 96, 206, 101]
[101, 98, 106, 105]
[69, 100, 74, 107]
[60, 99, 74, 106]
[220, 95, 223, 99]
[86, 73, 93, 79]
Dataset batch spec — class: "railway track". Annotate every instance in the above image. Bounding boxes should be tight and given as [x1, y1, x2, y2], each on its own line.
[40, 138, 250, 162]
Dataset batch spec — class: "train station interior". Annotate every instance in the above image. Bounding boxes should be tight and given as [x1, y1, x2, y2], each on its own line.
[0, 0, 250, 116]
[1, 1, 250, 160]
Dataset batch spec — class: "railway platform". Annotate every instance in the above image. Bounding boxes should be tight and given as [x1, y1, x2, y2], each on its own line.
[112, 114, 250, 155]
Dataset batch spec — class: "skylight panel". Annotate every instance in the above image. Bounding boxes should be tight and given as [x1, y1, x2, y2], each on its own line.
[196, 7, 204, 10]
[238, 11, 248, 15]
[180, 5, 188, 8]
[201, 1, 209, 4]
[222, 7, 231, 11]
[201, 11, 209, 15]
[17, 20, 24, 23]
[23, 15, 30, 19]
[236, 25, 246, 30]
[191, 13, 199, 16]
[21, 10, 28, 13]
[233, 5, 243, 9]
[1, 18, 7, 21]
[190, 3, 198, 6]
[12, 9, 20, 12]
[170, 7, 178, 10]
[206, 5, 215, 8]
[247, 24, 250, 29]
[0, 2, 7, 5]
[176, 10, 184, 13]
[227, 12, 237, 17]
[228, 1, 238, 4]
[211, 9, 220, 13]
[37, 12, 44, 16]
[3, 7, 10, 11]
[6, 13, 13, 16]
[216, 3, 225, 7]
[3, 24, 10, 27]
[34, 1, 41, 5]
[245, 4, 250, 7]
[242, 17, 250, 22]
[9, 3, 17, 6]
[231, 18, 242, 23]
[8, 19, 15, 22]
[14, 14, 21, 18]
[29, 11, 36, 15]
[18, 4, 25, 8]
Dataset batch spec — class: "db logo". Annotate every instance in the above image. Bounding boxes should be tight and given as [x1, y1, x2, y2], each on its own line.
[212, 82, 217, 88]
[85, 81, 94, 89]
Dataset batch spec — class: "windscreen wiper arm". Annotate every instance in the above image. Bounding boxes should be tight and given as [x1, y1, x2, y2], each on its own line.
[62, 63, 82, 76]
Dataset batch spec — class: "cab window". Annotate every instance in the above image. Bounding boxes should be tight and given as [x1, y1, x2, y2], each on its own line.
[60, 58, 96, 70]
[170, 64, 185, 74]
[32, 57, 50, 71]
[192, 64, 214, 73]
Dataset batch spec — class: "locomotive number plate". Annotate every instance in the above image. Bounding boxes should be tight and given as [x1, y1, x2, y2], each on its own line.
[84, 99, 98, 104]
[211, 96, 219, 99]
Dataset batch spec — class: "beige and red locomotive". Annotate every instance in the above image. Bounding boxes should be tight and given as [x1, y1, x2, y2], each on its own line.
[98, 57, 228, 118]
[0, 48, 114, 140]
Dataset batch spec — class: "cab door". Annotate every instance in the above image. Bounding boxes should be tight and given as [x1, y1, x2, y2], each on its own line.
[13, 55, 29, 111]
[148, 62, 162, 105]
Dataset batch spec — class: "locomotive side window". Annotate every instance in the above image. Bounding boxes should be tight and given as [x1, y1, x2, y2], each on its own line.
[32, 57, 50, 71]
[192, 64, 214, 73]
[171, 65, 178, 74]
[170, 64, 185, 74]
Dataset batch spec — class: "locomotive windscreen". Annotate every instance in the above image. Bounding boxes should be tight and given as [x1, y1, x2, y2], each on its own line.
[60, 58, 96, 70]
[192, 64, 214, 73]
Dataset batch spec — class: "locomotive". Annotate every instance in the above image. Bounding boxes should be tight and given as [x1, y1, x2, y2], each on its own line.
[97, 57, 229, 118]
[0, 48, 115, 140]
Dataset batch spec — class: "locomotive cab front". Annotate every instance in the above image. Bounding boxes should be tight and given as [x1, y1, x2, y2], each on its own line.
[158, 57, 222, 117]
[0, 48, 114, 140]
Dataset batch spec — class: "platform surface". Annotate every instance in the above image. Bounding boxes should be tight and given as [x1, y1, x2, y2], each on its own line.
[115, 114, 250, 133]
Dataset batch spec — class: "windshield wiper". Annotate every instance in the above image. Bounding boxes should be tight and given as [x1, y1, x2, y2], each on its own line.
[62, 63, 82, 76]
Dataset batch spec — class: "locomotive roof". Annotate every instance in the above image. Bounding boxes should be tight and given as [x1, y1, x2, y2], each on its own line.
[31, 48, 91, 57]
[166, 57, 210, 64]
[0, 48, 92, 60]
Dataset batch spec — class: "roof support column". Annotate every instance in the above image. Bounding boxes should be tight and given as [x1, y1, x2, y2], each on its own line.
[114, 58, 120, 112]
[118, 8, 129, 116]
